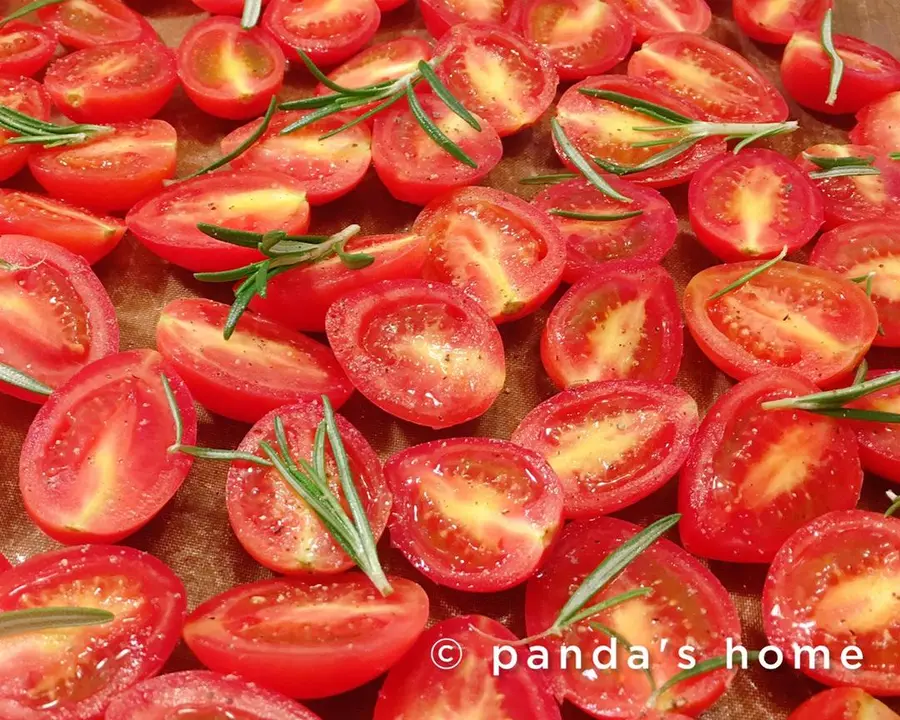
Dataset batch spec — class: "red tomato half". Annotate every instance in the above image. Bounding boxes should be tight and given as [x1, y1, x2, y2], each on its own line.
[514, 0, 635, 81]
[0, 76, 50, 184]
[157, 299, 353, 423]
[177, 17, 286, 121]
[0, 190, 125, 264]
[733, 0, 831, 45]
[610, 0, 711, 44]
[385, 438, 563, 592]
[107, 671, 321, 720]
[20, 349, 197, 544]
[526, 517, 741, 717]
[222, 111, 371, 205]
[0, 545, 186, 720]
[377, 0, 410, 9]
[38, 0, 159, 50]
[420, 0, 516, 38]
[782, 32, 900, 115]
[851, 91, 900, 151]
[512, 380, 698, 517]
[326, 279, 506, 429]
[0, 234, 118, 404]
[788, 688, 900, 720]
[555, 75, 726, 188]
[374, 615, 561, 720]
[0, 21, 57, 77]
[227, 401, 390, 575]
[629, 33, 790, 122]
[434, 23, 558, 137]
[191, 0, 270, 13]
[415, 187, 565, 322]
[684, 261, 878, 386]
[689, 148, 825, 261]
[679, 370, 862, 564]
[846, 369, 900, 484]
[183, 573, 429, 699]
[372, 95, 502, 206]
[764, 510, 900, 695]
[126, 170, 310, 273]
[44, 41, 177, 124]
[262, 0, 380, 67]
[29, 120, 178, 213]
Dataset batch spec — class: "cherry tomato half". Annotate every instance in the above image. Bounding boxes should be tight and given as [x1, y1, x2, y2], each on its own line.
[326, 279, 506, 429]
[126, 170, 310, 273]
[415, 187, 565, 322]
[610, 0, 712, 44]
[20, 349, 197, 544]
[512, 380, 699, 518]
[191, 0, 271, 14]
[0, 545, 186, 720]
[38, 0, 159, 50]
[177, 17, 286, 121]
[684, 260, 878, 386]
[846, 369, 900, 484]
[0, 234, 118, 404]
[733, 0, 832, 45]
[376, 0, 411, 9]
[851, 91, 900, 152]
[183, 573, 429, 699]
[679, 370, 862, 564]
[434, 23, 558, 138]
[419, 0, 516, 38]
[526, 516, 741, 717]
[0, 21, 57, 77]
[763, 510, 900, 696]
[0, 75, 50, 184]
[157, 298, 354, 424]
[688, 148, 825, 261]
[629, 33, 790, 122]
[788, 688, 900, 720]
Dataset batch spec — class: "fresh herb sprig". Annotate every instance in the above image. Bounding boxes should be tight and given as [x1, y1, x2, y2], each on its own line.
[647, 651, 761, 711]
[549, 209, 644, 222]
[886, 490, 900, 518]
[761, 370, 900, 422]
[0, 106, 111, 148]
[708, 246, 788, 302]
[804, 152, 880, 180]
[241, 0, 261, 29]
[0, 361, 52, 397]
[0, 607, 115, 637]
[0, 0, 64, 28]
[821, 9, 844, 107]
[551, 118, 632, 203]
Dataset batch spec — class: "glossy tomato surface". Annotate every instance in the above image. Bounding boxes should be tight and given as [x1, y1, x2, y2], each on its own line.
[191, 0, 270, 13]
[851, 91, 900, 151]
[0, 76, 50, 184]
[763, 511, 900, 695]
[322, 36, 432, 102]
[183, 573, 429, 699]
[679, 370, 862, 564]
[0, 21, 57, 77]
[38, 0, 159, 49]
[20, 349, 197, 544]
[846, 369, 900, 484]
[610, 0, 711, 43]
[0, 545, 186, 720]
[787, 688, 900, 719]
[733, 0, 831, 45]
[420, 0, 516, 38]
[512, 380, 698, 517]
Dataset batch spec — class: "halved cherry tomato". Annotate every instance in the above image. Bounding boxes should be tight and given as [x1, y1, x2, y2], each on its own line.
[248, 233, 428, 332]
[19, 349, 197, 544]
[851, 91, 900, 151]
[222, 111, 371, 205]
[555, 75, 726, 188]
[782, 31, 900, 115]
[434, 23, 558, 137]
[845, 369, 900, 484]
[0, 21, 57, 77]
[183, 573, 429, 699]
[788, 688, 900, 720]
[29, 119, 178, 213]
[0, 190, 125, 264]
[0, 76, 50, 184]
[610, 0, 711, 44]
[796, 143, 900, 229]
[531, 177, 678, 283]
[679, 370, 862, 564]
[177, 17, 286, 121]
[733, 0, 831, 45]
[763, 510, 900, 696]
[526, 517, 741, 717]
[0, 234, 119, 404]
[38, 0, 159, 50]
[126, 170, 310, 273]
[0, 545, 186, 719]
[512, 380, 698, 517]
[0, 556, 8, 572]
[542, 262, 683, 387]
[688, 148, 825, 261]
[420, 0, 516, 38]
[374, 615, 561, 720]
[191, 0, 271, 15]
[372, 95, 502, 206]
[414, 187, 565, 322]
[514, 0, 635, 81]
[629, 33, 790, 122]
[325, 279, 506, 429]
[684, 260, 878, 386]
[107, 671, 321, 720]
[384, 438, 563, 592]
[262, 0, 380, 67]
[157, 299, 354, 424]
[227, 401, 390, 575]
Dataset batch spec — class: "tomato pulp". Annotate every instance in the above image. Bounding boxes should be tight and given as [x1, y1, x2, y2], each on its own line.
[610, 0, 712, 44]
[845, 369, 900, 484]
[733, 0, 832, 45]
[787, 688, 900, 719]
[38, 0, 159, 49]
[419, 0, 516, 38]
[851, 91, 900, 151]
[0, 21, 57, 78]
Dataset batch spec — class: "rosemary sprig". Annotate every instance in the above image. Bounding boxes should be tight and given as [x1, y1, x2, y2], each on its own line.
[241, 0, 261, 29]
[549, 209, 644, 222]
[0, 361, 52, 397]
[804, 152, 881, 180]
[590, 622, 656, 691]
[0, 607, 114, 637]
[886, 491, 900, 518]
[551, 118, 631, 203]
[761, 370, 900, 422]
[708, 246, 788, 302]
[821, 9, 844, 107]
[520, 173, 578, 185]
[0, 106, 111, 148]
[0, 0, 64, 28]
[853, 359, 869, 386]
[649, 651, 761, 709]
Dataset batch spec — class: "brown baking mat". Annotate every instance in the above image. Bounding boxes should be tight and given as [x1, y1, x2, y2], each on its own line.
[1, 0, 899, 717]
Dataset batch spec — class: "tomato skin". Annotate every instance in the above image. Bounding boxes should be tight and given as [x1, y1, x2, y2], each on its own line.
[384, 438, 563, 592]
[419, 0, 516, 38]
[610, 0, 711, 44]
[0, 76, 50, 184]
[376, 0, 411, 9]
[183, 573, 429, 699]
[787, 688, 900, 720]
[851, 91, 900, 152]
[679, 370, 863, 564]
[688, 148, 825, 261]
[845, 369, 900, 484]
[0, 545, 186, 720]
[177, 17, 286, 121]
[191, 0, 271, 14]
[19, 349, 197, 544]
[733, 0, 832, 45]
[38, 0, 160, 50]
[782, 31, 900, 115]
[374, 615, 562, 720]
[0, 21, 58, 77]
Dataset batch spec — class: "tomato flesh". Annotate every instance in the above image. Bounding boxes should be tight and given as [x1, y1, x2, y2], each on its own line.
[851, 91, 900, 152]
[0, 76, 50, 184]
[845, 369, 900, 484]
[610, 0, 712, 44]
[733, 0, 832, 45]
[419, 0, 516, 38]
[0, 21, 57, 77]
[38, 0, 159, 49]
[787, 688, 900, 720]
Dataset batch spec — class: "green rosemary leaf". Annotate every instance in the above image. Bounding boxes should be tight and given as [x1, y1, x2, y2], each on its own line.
[549, 209, 644, 222]
[891, 152, 900, 161]
[853, 360, 869, 387]
[224, 287, 256, 341]
[407, 84, 476, 168]
[886, 491, 900, 517]
[335, 243, 375, 270]
[551, 118, 631, 203]
[0, 361, 52, 397]
[160, 373, 184, 448]
[418, 60, 480, 131]
[313, 422, 327, 481]
[804, 153, 876, 170]
[809, 166, 882, 180]
[708, 246, 788, 302]
[317, 90, 407, 140]
[563, 587, 653, 627]
[260, 231, 288, 254]
[0, 0, 66, 27]
[821, 9, 844, 107]
[193, 263, 259, 284]
[851, 271, 876, 299]
[594, 137, 700, 177]
[297, 50, 385, 97]
[0, 607, 114, 637]
[732, 125, 790, 153]
[197, 224, 264, 249]
[519, 173, 579, 185]
[590, 622, 657, 691]
[762, 371, 900, 412]
[278, 94, 341, 111]
[240, 0, 262, 29]
[578, 89, 694, 125]
[253, 260, 271, 299]
[631, 137, 680, 149]
[176, 446, 273, 466]
[652, 652, 761, 707]
[792, 407, 900, 423]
